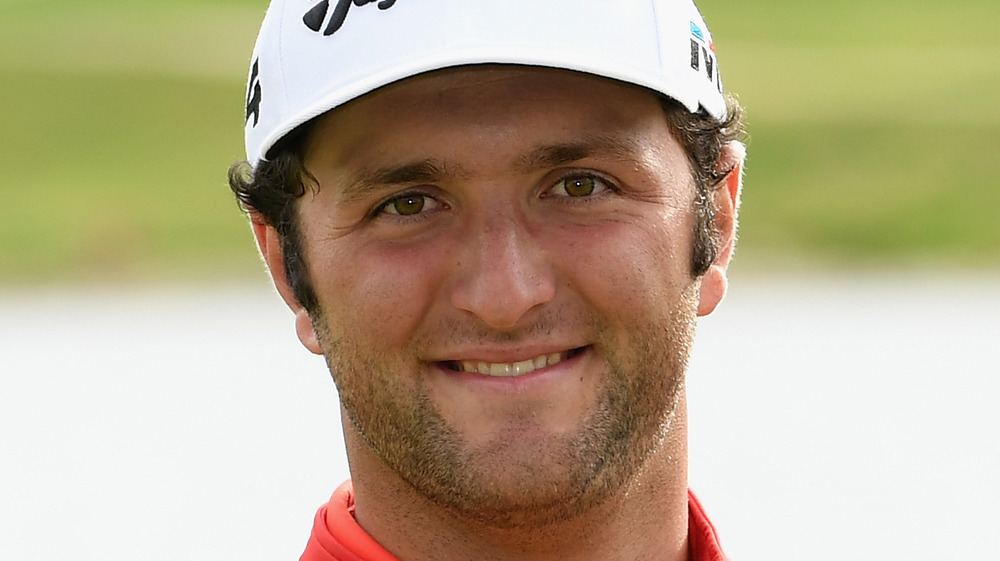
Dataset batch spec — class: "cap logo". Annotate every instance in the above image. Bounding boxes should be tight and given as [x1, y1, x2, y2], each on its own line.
[689, 21, 705, 42]
[303, 0, 398, 37]
[245, 58, 262, 127]
[689, 21, 723, 94]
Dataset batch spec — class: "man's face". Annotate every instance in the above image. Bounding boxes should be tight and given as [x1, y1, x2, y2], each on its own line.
[290, 67, 712, 527]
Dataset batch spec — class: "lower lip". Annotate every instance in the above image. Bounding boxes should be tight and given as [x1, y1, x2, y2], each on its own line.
[432, 348, 590, 394]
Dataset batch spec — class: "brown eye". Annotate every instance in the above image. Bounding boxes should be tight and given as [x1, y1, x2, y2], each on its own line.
[388, 194, 426, 215]
[552, 175, 612, 199]
[563, 177, 597, 197]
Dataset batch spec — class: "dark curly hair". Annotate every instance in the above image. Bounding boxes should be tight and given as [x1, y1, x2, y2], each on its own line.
[229, 95, 746, 314]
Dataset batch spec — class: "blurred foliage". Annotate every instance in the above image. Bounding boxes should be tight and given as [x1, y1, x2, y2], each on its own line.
[0, 0, 263, 283]
[1, 0, 998, 283]
[699, 0, 1000, 269]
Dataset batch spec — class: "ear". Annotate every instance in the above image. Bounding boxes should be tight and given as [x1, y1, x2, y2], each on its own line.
[250, 214, 324, 355]
[698, 141, 746, 317]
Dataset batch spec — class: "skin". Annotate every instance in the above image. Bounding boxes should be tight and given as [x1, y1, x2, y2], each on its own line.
[253, 66, 743, 561]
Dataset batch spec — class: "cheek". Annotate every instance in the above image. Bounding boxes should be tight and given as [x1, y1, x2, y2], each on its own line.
[307, 237, 450, 346]
[547, 210, 695, 317]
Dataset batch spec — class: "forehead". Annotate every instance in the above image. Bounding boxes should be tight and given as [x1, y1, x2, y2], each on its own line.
[303, 65, 671, 160]
[347, 64, 659, 108]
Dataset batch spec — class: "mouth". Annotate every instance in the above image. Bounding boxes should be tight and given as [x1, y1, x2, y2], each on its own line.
[441, 347, 587, 378]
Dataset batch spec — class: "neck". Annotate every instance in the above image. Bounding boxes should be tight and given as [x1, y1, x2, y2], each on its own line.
[345, 398, 690, 561]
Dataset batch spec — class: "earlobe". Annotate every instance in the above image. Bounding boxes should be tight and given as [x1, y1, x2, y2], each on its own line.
[294, 307, 324, 355]
[251, 215, 325, 355]
[697, 141, 745, 317]
[697, 264, 728, 316]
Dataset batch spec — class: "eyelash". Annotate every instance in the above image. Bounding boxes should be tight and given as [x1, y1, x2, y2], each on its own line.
[546, 172, 618, 200]
[370, 190, 444, 219]
[369, 172, 617, 219]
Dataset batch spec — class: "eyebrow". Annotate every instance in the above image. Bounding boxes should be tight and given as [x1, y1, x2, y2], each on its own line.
[515, 136, 646, 173]
[339, 159, 457, 205]
[337, 135, 646, 204]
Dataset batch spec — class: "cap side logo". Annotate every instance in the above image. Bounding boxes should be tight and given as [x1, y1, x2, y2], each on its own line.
[245, 58, 262, 127]
[689, 21, 705, 42]
[688, 21, 723, 94]
[303, 0, 398, 37]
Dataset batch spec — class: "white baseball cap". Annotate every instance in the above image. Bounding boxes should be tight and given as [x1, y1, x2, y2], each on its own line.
[243, 0, 727, 166]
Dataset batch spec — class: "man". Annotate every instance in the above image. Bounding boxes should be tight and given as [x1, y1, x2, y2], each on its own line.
[229, 1, 746, 560]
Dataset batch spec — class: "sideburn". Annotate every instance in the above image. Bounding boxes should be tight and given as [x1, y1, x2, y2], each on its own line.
[280, 201, 320, 316]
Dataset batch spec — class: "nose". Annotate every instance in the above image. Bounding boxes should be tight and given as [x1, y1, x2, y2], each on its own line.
[449, 212, 556, 331]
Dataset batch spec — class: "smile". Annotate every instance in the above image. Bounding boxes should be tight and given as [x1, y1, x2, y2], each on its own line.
[444, 349, 582, 377]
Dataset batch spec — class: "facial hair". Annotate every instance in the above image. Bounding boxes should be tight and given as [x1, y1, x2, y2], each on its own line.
[314, 281, 700, 529]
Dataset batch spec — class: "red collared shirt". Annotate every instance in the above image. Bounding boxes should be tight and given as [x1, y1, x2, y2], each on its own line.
[300, 481, 727, 561]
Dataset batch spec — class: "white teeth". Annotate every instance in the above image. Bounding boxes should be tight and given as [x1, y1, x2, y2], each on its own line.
[458, 352, 567, 377]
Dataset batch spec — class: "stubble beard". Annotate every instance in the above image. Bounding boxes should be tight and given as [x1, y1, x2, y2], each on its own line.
[315, 283, 699, 530]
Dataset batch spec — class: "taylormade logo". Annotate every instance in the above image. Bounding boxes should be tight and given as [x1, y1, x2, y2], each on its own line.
[245, 58, 262, 127]
[303, 0, 398, 36]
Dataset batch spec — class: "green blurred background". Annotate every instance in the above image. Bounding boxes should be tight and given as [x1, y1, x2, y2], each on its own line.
[2, 0, 998, 284]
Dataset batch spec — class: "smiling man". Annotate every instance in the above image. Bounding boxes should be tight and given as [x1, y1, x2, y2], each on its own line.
[229, 1, 746, 560]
